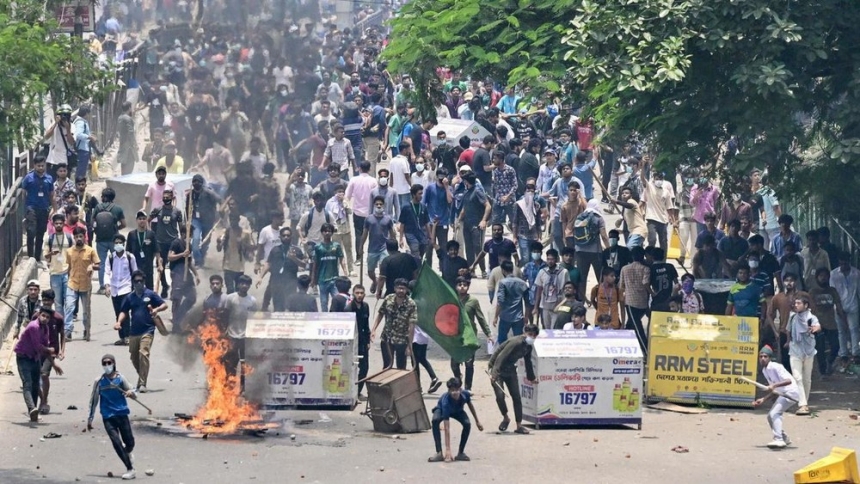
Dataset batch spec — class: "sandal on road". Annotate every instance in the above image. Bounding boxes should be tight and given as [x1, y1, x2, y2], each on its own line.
[514, 426, 530, 434]
[428, 453, 445, 463]
[454, 453, 471, 461]
[498, 417, 510, 432]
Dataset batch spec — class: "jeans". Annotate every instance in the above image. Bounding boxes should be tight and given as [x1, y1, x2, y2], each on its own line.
[17, 356, 41, 412]
[552, 218, 564, 252]
[497, 319, 524, 344]
[627, 234, 645, 248]
[96, 241, 112, 288]
[112, 294, 129, 338]
[432, 408, 471, 454]
[625, 306, 649, 358]
[646, 219, 668, 249]
[318, 279, 338, 312]
[516, 236, 531, 265]
[428, 224, 449, 269]
[574, 251, 601, 305]
[836, 309, 860, 358]
[491, 203, 515, 226]
[25, 207, 50, 262]
[76, 149, 91, 180]
[411, 342, 437, 387]
[789, 354, 814, 407]
[451, 354, 476, 389]
[224, 270, 243, 294]
[191, 218, 214, 266]
[381, 341, 408, 370]
[64, 289, 91, 335]
[397, 193, 411, 220]
[464, 227, 485, 273]
[405, 235, 427, 259]
[157, 242, 172, 293]
[493, 372, 523, 423]
[353, 215, 366, 257]
[50, 273, 68, 320]
[270, 279, 296, 312]
[767, 396, 795, 442]
[357, 335, 370, 394]
[129, 333, 153, 388]
[815, 329, 840, 374]
[104, 415, 135, 470]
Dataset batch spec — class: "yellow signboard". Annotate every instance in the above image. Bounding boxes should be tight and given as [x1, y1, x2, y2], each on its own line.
[648, 312, 759, 407]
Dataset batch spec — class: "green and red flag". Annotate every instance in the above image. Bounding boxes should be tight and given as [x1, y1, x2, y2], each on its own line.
[411, 262, 480, 363]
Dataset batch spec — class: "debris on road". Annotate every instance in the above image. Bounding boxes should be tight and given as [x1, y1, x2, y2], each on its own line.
[671, 446, 689, 453]
[145, 469, 155, 476]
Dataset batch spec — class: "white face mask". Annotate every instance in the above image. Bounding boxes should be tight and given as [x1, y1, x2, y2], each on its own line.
[749, 260, 759, 269]
[279, 89, 288, 96]
[103, 364, 114, 375]
[114, 244, 124, 253]
[374, 206, 384, 216]
[378, 177, 388, 186]
[654, 180, 663, 188]
[415, 164, 425, 173]
[531, 252, 541, 261]
[525, 336, 535, 345]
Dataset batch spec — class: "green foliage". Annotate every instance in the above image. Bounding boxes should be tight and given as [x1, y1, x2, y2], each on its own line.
[0, 0, 115, 150]
[562, 0, 860, 223]
[383, 0, 573, 117]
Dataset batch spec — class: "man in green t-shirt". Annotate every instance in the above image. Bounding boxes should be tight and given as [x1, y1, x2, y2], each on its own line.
[310, 223, 347, 311]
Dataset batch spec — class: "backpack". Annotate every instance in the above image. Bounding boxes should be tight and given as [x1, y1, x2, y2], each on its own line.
[108, 251, 133, 268]
[93, 203, 118, 241]
[303, 208, 331, 234]
[573, 211, 599, 246]
[48, 233, 73, 252]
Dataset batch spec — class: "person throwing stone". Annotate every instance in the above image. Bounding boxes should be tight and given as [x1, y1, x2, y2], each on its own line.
[87, 353, 138, 480]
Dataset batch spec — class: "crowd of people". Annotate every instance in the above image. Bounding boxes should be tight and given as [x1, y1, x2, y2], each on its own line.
[10, 0, 860, 472]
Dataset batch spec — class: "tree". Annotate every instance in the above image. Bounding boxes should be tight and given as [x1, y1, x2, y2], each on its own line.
[0, 0, 114, 150]
[562, 0, 860, 221]
[383, 0, 577, 116]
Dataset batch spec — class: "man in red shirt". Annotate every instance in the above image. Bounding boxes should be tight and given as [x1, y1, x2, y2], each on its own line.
[457, 135, 475, 167]
[574, 117, 595, 160]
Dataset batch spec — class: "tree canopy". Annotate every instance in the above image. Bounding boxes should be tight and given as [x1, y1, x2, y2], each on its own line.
[0, 0, 114, 150]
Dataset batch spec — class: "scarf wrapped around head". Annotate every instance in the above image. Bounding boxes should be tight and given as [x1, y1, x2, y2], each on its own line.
[585, 199, 601, 213]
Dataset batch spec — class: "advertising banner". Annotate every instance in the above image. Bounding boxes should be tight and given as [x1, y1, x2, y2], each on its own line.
[519, 330, 643, 428]
[647, 312, 759, 407]
[245, 312, 357, 408]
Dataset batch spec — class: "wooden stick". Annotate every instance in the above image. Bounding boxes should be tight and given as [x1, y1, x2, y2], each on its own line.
[739, 376, 799, 403]
[443, 419, 453, 462]
[185, 194, 193, 277]
[2, 350, 15, 374]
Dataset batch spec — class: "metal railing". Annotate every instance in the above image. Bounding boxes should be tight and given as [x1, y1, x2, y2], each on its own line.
[783, 196, 860, 266]
[0, 151, 29, 295]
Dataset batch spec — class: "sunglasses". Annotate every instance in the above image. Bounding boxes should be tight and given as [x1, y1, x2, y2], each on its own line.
[133, 280, 145, 284]
[102, 361, 113, 366]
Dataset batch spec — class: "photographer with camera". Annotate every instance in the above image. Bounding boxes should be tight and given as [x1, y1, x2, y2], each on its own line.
[45, 104, 76, 180]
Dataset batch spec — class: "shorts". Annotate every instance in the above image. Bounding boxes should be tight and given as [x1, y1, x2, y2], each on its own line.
[367, 249, 387, 271]
[40, 356, 54, 376]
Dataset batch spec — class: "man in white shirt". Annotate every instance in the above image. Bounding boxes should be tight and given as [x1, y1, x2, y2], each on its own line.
[345, 161, 378, 258]
[831, 251, 860, 364]
[641, 162, 676, 250]
[323, 124, 354, 178]
[220, 275, 258, 379]
[255, 211, 284, 311]
[389, 141, 413, 211]
[104, 234, 138, 345]
[45, 104, 75, 179]
[752, 345, 800, 448]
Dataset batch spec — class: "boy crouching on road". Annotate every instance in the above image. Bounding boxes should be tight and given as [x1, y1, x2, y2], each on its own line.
[752, 345, 800, 449]
[429, 378, 483, 463]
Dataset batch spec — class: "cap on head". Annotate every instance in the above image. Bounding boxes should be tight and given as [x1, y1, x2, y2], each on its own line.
[759, 345, 774, 357]
[136, 210, 148, 219]
[27, 279, 40, 288]
[102, 353, 116, 364]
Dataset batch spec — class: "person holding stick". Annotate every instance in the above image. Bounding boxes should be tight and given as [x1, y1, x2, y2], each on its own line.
[428, 378, 483, 463]
[752, 345, 800, 449]
[87, 353, 138, 480]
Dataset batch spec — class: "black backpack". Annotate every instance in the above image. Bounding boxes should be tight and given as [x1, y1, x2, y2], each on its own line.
[93, 203, 119, 241]
[303, 208, 331, 234]
[573, 211, 600, 246]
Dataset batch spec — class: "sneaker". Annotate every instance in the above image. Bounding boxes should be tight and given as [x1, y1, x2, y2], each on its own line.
[766, 439, 786, 449]
[357, 393, 367, 402]
[428, 378, 442, 394]
[122, 469, 136, 480]
[454, 453, 471, 461]
[96, 287, 106, 296]
[115, 339, 126, 346]
[29, 408, 39, 422]
[796, 405, 810, 415]
[65, 332, 73, 341]
[369, 282, 377, 294]
[84, 330, 90, 342]
[137, 386, 148, 393]
[40, 404, 50, 415]
[782, 433, 791, 445]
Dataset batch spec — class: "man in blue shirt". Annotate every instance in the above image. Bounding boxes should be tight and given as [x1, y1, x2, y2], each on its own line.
[398, 184, 431, 259]
[72, 104, 96, 179]
[22, 155, 54, 264]
[421, 168, 452, 268]
[428, 377, 483, 463]
[113, 270, 168, 392]
[86, 353, 138, 480]
[726, 264, 766, 318]
[572, 151, 598, 200]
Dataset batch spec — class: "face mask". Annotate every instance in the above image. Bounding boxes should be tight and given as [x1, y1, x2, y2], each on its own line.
[163, 198, 172, 205]
[415, 164, 425, 172]
[546, 138, 553, 144]
[279, 89, 288, 96]
[609, 238, 618, 247]
[103, 364, 114, 375]
[525, 336, 535, 345]
[378, 177, 388, 186]
[654, 180, 663, 188]
[699, 178, 708, 185]
[682, 280, 694, 294]
[374, 207, 384, 216]
[749, 260, 759, 269]
[114, 244, 124, 253]
[531, 252, 541, 261]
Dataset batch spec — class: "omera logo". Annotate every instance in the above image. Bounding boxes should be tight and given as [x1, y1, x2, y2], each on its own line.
[470, 126, 480, 134]
[613, 358, 639, 366]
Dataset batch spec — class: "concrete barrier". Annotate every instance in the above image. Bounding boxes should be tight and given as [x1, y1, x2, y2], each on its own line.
[0, 257, 38, 349]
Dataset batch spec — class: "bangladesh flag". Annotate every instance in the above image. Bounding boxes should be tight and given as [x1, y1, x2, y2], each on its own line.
[411, 262, 480, 363]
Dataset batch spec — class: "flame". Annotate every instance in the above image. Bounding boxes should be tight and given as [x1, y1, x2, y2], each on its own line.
[188, 322, 260, 434]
